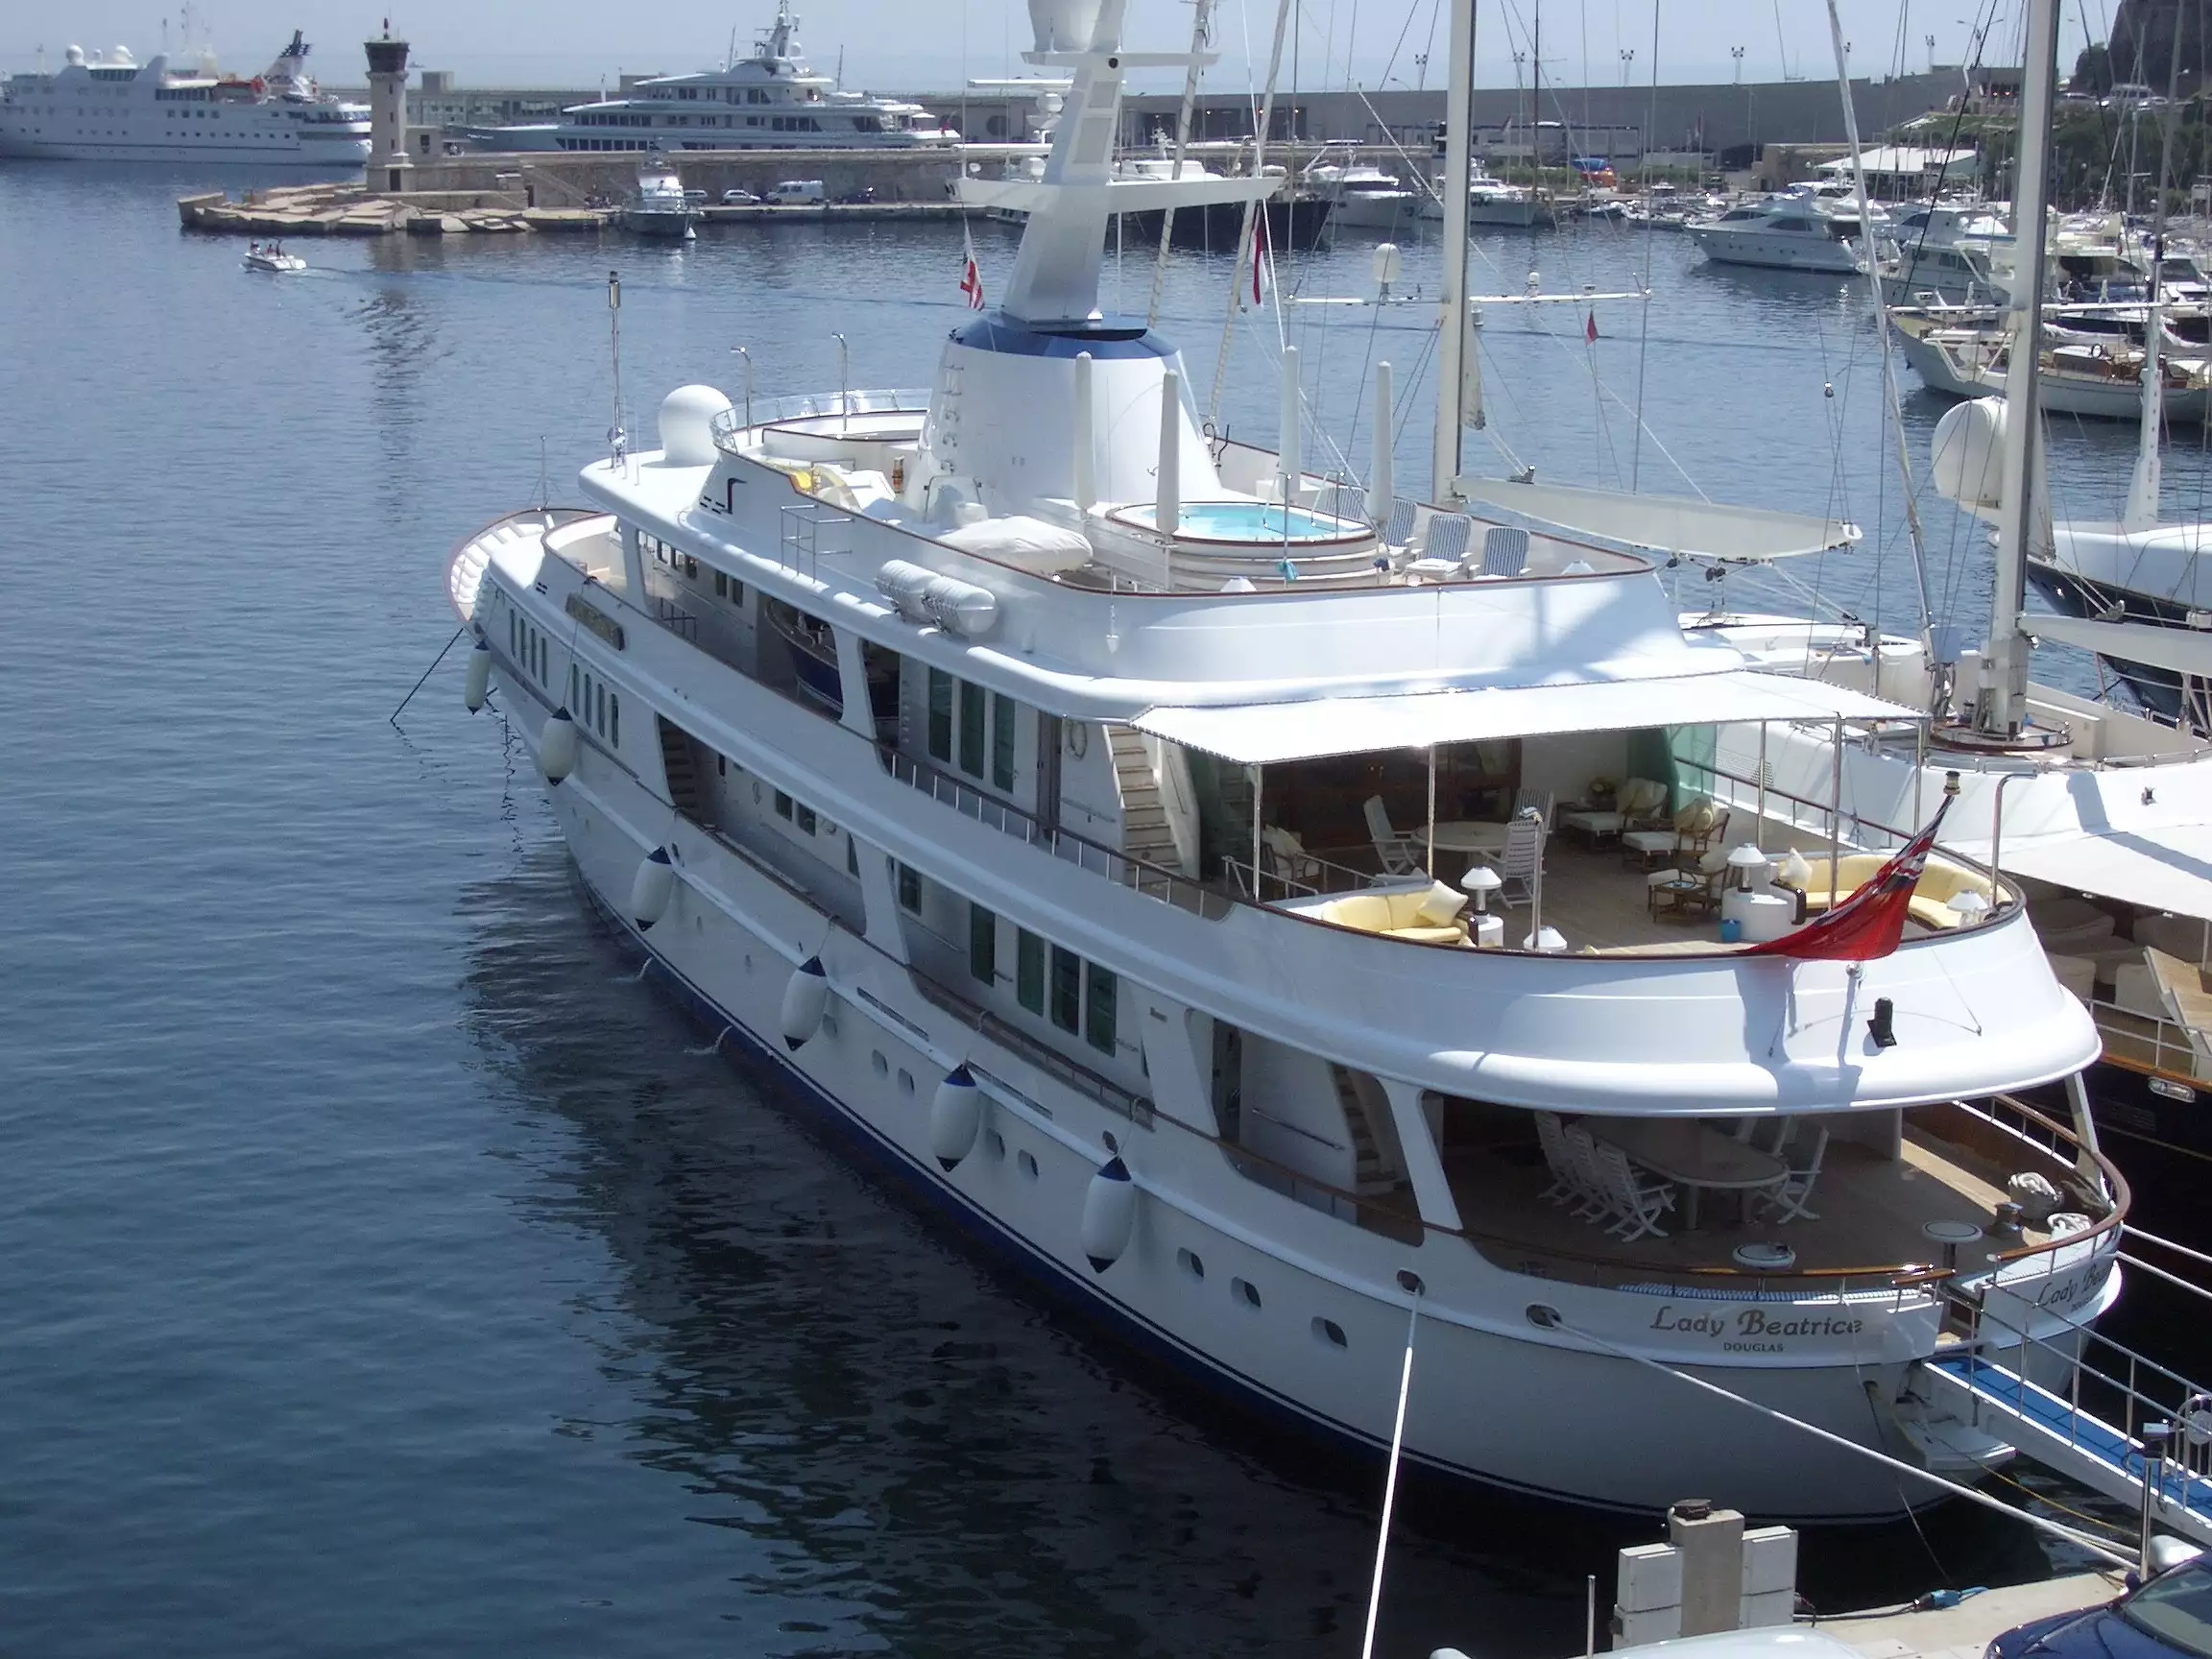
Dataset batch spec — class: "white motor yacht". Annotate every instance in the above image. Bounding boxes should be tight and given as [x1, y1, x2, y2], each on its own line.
[478, 2, 957, 154]
[444, 0, 2127, 1524]
[0, 34, 369, 164]
[622, 154, 701, 240]
[1690, 197, 1864, 275]
[1889, 309, 2212, 420]
[1304, 148, 1417, 233]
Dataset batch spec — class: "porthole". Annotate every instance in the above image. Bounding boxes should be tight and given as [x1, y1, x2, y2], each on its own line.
[897, 1069, 915, 1095]
[1018, 1149, 1039, 1179]
[871, 1051, 888, 1076]
[984, 1129, 1006, 1161]
[1312, 1317, 1348, 1349]
[1232, 1277, 1262, 1310]
[1177, 1247, 1205, 1281]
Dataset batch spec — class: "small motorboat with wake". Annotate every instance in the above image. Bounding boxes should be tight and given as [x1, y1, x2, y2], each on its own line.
[243, 240, 305, 273]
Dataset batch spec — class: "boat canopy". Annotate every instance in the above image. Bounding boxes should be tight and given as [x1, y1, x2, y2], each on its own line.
[1964, 827, 2212, 925]
[1456, 478, 1861, 564]
[1134, 670, 1914, 765]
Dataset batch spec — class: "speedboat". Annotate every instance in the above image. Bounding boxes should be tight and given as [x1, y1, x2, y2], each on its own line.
[243, 241, 305, 273]
[1688, 196, 1864, 275]
[441, 0, 2126, 1524]
[1889, 308, 2212, 419]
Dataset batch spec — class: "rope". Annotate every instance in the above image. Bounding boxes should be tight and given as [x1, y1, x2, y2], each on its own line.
[1358, 1288, 1423, 1659]
[389, 623, 468, 728]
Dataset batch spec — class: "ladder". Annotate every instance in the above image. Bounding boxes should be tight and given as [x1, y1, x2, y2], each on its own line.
[1329, 1065, 1401, 1196]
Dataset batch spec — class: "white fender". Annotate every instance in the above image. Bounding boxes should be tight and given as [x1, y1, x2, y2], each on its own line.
[463, 641, 492, 711]
[779, 957, 830, 1050]
[928, 1065, 982, 1170]
[1079, 1156, 1136, 1272]
[539, 707, 579, 783]
[630, 846, 676, 930]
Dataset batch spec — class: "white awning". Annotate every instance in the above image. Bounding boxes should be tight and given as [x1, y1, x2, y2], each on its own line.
[1966, 828, 2212, 924]
[1454, 478, 1861, 564]
[1135, 671, 1918, 765]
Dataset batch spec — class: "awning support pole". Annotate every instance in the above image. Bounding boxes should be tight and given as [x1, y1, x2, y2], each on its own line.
[1252, 765, 1263, 897]
[1426, 748, 1437, 879]
[1828, 715, 1844, 901]
[1755, 723, 1768, 854]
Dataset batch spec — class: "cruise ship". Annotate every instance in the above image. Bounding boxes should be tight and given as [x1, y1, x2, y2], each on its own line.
[0, 34, 370, 164]
[442, 0, 2128, 1522]
[479, 2, 957, 154]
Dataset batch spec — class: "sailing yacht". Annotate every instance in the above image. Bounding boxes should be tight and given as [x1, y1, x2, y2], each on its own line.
[443, 0, 2126, 1521]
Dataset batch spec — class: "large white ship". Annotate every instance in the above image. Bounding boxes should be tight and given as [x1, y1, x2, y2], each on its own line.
[440, 0, 2140, 1523]
[0, 34, 370, 165]
[480, 2, 956, 155]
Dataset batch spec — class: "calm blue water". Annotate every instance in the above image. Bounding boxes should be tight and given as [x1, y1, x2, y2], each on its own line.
[0, 162, 2151, 1658]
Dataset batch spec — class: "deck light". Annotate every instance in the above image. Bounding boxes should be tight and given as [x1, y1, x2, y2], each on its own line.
[1868, 997, 1897, 1048]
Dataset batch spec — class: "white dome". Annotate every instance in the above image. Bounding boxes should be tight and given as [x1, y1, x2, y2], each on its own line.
[64, 44, 85, 65]
[1931, 397, 2007, 515]
[656, 384, 733, 467]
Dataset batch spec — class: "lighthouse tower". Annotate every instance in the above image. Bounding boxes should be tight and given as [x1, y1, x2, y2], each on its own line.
[364, 21, 411, 194]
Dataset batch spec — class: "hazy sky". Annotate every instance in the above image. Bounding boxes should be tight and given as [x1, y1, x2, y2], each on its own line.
[5, 0, 2102, 92]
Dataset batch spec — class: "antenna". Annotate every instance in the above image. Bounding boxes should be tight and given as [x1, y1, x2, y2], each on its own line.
[607, 271, 626, 462]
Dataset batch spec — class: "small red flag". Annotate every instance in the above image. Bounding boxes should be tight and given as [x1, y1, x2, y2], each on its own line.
[1585, 309, 1599, 344]
[1743, 796, 1955, 962]
[959, 222, 985, 311]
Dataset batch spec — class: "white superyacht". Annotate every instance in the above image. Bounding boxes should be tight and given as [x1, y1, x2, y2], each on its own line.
[0, 35, 370, 165]
[443, 0, 2131, 1522]
[480, 2, 956, 155]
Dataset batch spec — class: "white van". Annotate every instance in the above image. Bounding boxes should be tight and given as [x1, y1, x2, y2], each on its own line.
[767, 180, 826, 204]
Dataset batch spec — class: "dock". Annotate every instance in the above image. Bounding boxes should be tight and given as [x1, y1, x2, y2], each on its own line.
[1811, 1572, 2124, 1659]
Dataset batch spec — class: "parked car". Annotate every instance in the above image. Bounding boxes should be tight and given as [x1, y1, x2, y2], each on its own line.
[766, 180, 826, 204]
[1988, 1552, 2212, 1659]
[721, 188, 761, 204]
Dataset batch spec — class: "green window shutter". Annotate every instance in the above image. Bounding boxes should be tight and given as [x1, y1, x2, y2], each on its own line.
[1049, 946, 1081, 1034]
[991, 693, 1017, 791]
[927, 667, 953, 761]
[969, 904, 996, 984]
[1083, 964, 1118, 1056]
[958, 680, 986, 777]
[1016, 929, 1044, 1014]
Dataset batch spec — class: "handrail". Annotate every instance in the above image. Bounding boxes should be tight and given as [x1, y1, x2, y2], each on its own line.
[1942, 1094, 2131, 1266]
[1680, 750, 2015, 902]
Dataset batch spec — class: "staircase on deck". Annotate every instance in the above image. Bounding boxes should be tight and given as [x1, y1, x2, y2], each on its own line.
[657, 715, 709, 823]
[1329, 1064, 1401, 1196]
[1107, 725, 1183, 873]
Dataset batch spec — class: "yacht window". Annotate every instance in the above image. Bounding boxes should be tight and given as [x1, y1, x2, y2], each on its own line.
[897, 862, 923, 912]
[610, 695, 619, 747]
[713, 571, 725, 597]
[774, 790, 794, 820]
[991, 693, 1017, 790]
[969, 904, 997, 984]
[795, 803, 817, 835]
[595, 683, 607, 733]
[1084, 964, 1118, 1055]
[926, 669, 954, 762]
[958, 680, 987, 777]
[1049, 946, 1082, 1034]
[1016, 929, 1044, 1014]
[683, 555, 698, 579]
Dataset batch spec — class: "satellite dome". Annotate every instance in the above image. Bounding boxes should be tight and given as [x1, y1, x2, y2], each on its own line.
[656, 384, 733, 467]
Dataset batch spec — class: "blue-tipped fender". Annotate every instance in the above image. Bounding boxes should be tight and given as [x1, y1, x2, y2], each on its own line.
[779, 956, 830, 1049]
[463, 641, 492, 711]
[539, 707, 579, 783]
[928, 1065, 982, 1170]
[630, 846, 676, 930]
[1080, 1156, 1136, 1272]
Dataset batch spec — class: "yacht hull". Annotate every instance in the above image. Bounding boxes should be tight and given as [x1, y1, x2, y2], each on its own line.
[0, 133, 369, 163]
[1689, 231, 1860, 275]
[2025, 555, 2198, 724]
[503, 671, 2000, 1526]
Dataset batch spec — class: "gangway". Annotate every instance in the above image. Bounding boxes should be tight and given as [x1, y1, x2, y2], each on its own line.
[1912, 1225, 2212, 1551]
[1917, 1354, 2212, 1547]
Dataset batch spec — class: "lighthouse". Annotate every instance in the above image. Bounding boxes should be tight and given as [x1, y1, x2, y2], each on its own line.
[364, 21, 411, 194]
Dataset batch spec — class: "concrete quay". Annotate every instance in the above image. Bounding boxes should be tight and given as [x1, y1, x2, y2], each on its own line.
[1810, 1570, 2124, 1659]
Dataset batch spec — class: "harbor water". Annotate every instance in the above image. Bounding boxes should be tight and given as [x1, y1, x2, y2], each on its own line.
[0, 161, 2177, 1657]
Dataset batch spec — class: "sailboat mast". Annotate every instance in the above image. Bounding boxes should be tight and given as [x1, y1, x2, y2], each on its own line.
[1431, 0, 1477, 500]
[1982, 0, 2059, 738]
